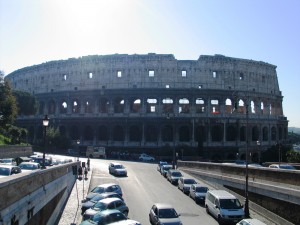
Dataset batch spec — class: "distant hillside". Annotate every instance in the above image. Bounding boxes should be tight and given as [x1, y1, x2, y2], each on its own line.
[289, 127, 300, 134]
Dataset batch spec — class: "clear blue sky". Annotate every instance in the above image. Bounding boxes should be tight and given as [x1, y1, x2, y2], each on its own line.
[1, 0, 300, 127]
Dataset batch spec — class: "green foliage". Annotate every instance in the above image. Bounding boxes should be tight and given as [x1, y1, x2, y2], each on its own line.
[288, 132, 300, 144]
[0, 71, 18, 128]
[286, 150, 300, 163]
[13, 90, 39, 116]
[45, 126, 71, 150]
[0, 133, 10, 145]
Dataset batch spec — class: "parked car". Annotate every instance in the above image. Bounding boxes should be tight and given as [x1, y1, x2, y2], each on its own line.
[205, 190, 244, 224]
[269, 164, 296, 170]
[81, 192, 124, 214]
[177, 177, 197, 194]
[0, 165, 22, 178]
[149, 203, 182, 225]
[157, 161, 168, 171]
[83, 183, 123, 202]
[0, 158, 17, 165]
[79, 209, 128, 225]
[166, 169, 183, 185]
[109, 219, 142, 225]
[18, 162, 41, 172]
[82, 197, 129, 221]
[139, 153, 155, 161]
[160, 164, 173, 177]
[189, 184, 209, 203]
[236, 218, 267, 225]
[108, 163, 127, 176]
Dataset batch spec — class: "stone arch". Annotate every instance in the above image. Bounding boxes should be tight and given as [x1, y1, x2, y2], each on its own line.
[195, 125, 206, 142]
[70, 125, 79, 140]
[145, 125, 158, 142]
[262, 127, 268, 141]
[210, 98, 220, 114]
[225, 98, 233, 113]
[48, 99, 56, 114]
[146, 98, 158, 113]
[195, 98, 205, 113]
[84, 99, 94, 113]
[179, 125, 190, 142]
[226, 125, 236, 141]
[99, 97, 109, 113]
[211, 125, 223, 142]
[240, 126, 246, 141]
[178, 98, 190, 114]
[60, 100, 68, 114]
[130, 98, 141, 113]
[114, 97, 125, 113]
[72, 99, 80, 114]
[84, 126, 94, 141]
[271, 126, 276, 141]
[129, 125, 142, 141]
[252, 126, 260, 141]
[162, 125, 173, 142]
[113, 125, 124, 141]
[98, 125, 109, 141]
[162, 98, 174, 114]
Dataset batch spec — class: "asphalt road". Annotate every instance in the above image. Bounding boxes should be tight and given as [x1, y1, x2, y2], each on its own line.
[86, 159, 219, 225]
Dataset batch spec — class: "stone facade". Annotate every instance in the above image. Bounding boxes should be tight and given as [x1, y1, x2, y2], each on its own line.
[5, 53, 288, 161]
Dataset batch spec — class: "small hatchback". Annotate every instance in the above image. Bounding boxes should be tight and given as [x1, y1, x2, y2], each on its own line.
[149, 203, 182, 225]
[83, 183, 123, 202]
[177, 177, 197, 194]
[82, 197, 129, 221]
[189, 184, 209, 203]
[166, 169, 183, 185]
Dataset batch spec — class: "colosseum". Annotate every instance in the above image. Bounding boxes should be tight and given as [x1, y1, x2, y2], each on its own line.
[6, 53, 288, 161]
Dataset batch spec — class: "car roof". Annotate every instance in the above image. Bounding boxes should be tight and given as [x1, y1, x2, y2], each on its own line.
[208, 190, 236, 198]
[96, 183, 118, 188]
[0, 165, 19, 169]
[154, 203, 174, 209]
[96, 209, 122, 216]
[99, 197, 122, 204]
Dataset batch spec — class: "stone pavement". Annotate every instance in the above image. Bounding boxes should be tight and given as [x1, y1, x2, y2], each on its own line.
[58, 167, 92, 225]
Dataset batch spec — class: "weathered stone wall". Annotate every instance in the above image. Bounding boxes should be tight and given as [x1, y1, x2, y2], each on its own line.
[0, 162, 78, 225]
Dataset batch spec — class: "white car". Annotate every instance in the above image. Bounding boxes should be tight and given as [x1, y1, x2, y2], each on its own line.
[139, 153, 155, 161]
[236, 218, 267, 225]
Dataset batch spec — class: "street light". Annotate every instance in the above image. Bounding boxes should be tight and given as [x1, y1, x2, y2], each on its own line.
[77, 139, 80, 161]
[42, 115, 49, 169]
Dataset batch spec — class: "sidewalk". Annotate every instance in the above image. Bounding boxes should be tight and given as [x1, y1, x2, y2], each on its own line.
[58, 168, 92, 225]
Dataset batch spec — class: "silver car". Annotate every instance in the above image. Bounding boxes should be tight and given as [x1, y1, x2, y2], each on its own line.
[149, 203, 182, 225]
[82, 197, 129, 221]
[0, 165, 22, 178]
[83, 183, 123, 202]
[189, 184, 209, 203]
[109, 163, 127, 176]
[177, 177, 197, 194]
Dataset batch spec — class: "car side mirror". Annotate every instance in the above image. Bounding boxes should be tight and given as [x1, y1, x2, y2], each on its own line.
[215, 205, 219, 209]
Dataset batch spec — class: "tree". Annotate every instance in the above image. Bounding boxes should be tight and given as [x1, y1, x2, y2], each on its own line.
[13, 90, 39, 116]
[0, 70, 18, 129]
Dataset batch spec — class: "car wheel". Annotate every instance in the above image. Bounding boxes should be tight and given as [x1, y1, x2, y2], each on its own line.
[123, 210, 129, 217]
[205, 205, 209, 214]
[217, 215, 223, 225]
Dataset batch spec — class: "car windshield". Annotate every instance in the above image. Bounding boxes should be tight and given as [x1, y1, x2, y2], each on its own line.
[220, 199, 242, 209]
[195, 187, 208, 193]
[0, 167, 10, 176]
[184, 179, 196, 184]
[172, 172, 182, 177]
[92, 202, 107, 211]
[163, 166, 172, 170]
[1, 159, 13, 163]
[91, 195, 104, 202]
[19, 164, 37, 170]
[158, 208, 178, 218]
[92, 187, 106, 193]
[114, 165, 124, 169]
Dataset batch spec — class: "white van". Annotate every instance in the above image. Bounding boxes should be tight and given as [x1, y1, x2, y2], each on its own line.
[205, 190, 245, 224]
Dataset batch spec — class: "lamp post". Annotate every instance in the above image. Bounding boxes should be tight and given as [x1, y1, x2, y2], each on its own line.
[244, 99, 250, 218]
[77, 139, 80, 162]
[42, 115, 49, 169]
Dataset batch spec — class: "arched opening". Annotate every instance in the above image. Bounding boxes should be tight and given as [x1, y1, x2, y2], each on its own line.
[179, 126, 190, 141]
[113, 125, 124, 141]
[129, 125, 142, 141]
[98, 125, 109, 141]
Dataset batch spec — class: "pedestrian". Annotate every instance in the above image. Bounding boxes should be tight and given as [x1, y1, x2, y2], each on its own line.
[87, 157, 90, 171]
[78, 166, 83, 179]
[84, 167, 88, 179]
